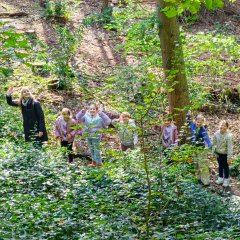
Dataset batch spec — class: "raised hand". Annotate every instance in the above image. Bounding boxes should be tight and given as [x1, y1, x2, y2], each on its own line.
[7, 86, 14, 95]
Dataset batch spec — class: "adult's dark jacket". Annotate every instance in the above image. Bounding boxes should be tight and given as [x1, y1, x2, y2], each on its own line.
[6, 95, 48, 142]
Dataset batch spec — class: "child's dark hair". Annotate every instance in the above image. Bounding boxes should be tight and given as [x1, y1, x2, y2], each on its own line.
[89, 103, 98, 110]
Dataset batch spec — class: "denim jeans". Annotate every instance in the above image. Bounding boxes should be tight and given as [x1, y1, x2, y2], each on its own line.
[87, 137, 101, 164]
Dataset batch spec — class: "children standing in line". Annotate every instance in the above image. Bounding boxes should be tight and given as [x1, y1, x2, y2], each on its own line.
[76, 103, 111, 167]
[55, 108, 77, 163]
[112, 112, 138, 151]
[212, 120, 233, 187]
[187, 113, 212, 186]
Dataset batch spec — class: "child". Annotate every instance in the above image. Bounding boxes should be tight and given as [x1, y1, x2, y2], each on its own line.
[187, 112, 212, 186]
[160, 116, 178, 148]
[6, 86, 48, 144]
[76, 103, 111, 167]
[112, 112, 138, 151]
[158, 116, 179, 163]
[212, 120, 233, 187]
[55, 108, 77, 163]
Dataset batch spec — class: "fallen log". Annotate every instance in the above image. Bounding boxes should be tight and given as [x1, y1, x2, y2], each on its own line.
[0, 12, 28, 18]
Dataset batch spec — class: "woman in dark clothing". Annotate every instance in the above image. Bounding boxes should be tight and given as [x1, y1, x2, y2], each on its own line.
[6, 86, 48, 144]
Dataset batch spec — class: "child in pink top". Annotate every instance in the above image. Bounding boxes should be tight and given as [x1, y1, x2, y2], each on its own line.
[156, 116, 178, 164]
[55, 108, 77, 163]
[160, 118, 178, 148]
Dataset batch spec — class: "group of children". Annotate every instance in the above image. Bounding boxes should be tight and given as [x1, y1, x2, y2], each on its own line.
[55, 104, 138, 167]
[6, 86, 234, 187]
[187, 113, 233, 187]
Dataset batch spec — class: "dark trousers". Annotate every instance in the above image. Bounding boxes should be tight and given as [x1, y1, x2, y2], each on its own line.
[217, 153, 229, 179]
[61, 141, 73, 163]
[121, 143, 134, 151]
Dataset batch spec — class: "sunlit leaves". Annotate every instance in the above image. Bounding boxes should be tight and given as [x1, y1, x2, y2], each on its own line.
[161, 0, 226, 17]
[0, 22, 31, 78]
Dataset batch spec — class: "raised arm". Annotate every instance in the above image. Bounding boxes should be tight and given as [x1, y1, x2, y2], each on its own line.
[99, 111, 111, 127]
[6, 87, 19, 107]
[76, 109, 86, 124]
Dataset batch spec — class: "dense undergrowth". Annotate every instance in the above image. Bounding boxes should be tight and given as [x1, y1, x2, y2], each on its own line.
[1, 1, 240, 239]
[0, 102, 239, 239]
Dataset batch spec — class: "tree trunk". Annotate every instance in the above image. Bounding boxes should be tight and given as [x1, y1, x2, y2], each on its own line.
[156, 0, 190, 130]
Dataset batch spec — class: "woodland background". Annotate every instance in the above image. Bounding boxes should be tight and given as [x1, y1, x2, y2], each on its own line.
[0, 0, 240, 239]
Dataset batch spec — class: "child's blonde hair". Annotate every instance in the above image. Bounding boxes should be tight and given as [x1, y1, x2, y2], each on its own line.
[195, 114, 205, 123]
[61, 108, 72, 117]
[120, 112, 131, 118]
[19, 87, 34, 100]
[220, 120, 229, 129]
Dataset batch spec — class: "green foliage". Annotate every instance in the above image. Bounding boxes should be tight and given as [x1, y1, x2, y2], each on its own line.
[1, 1, 240, 238]
[184, 31, 239, 105]
[49, 25, 83, 89]
[83, 7, 114, 28]
[124, 13, 160, 55]
[83, 2, 145, 31]
[231, 156, 240, 180]
[0, 127, 239, 239]
[44, 0, 70, 21]
[0, 98, 23, 141]
[0, 21, 31, 79]
[161, 0, 228, 17]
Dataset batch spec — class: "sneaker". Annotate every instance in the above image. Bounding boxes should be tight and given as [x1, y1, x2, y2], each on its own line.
[223, 178, 230, 187]
[215, 177, 224, 185]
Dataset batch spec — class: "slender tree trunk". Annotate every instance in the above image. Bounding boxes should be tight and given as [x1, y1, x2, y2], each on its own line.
[156, 0, 190, 130]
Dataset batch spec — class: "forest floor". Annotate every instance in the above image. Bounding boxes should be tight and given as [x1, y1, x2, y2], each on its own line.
[0, 0, 240, 197]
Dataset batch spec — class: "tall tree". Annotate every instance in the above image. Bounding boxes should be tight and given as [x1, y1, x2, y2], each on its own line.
[156, 0, 236, 130]
[156, 0, 189, 130]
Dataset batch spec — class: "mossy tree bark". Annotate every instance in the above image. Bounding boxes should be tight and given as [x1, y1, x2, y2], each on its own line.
[156, 0, 190, 130]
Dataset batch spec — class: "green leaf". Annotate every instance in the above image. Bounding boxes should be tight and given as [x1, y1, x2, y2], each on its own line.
[162, 6, 178, 18]
[0, 67, 13, 76]
[213, 0, 224, 8]
[205, 0, 213, 9]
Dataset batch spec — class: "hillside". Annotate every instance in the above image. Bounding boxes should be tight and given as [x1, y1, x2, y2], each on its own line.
[0, 0, 240, 239]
